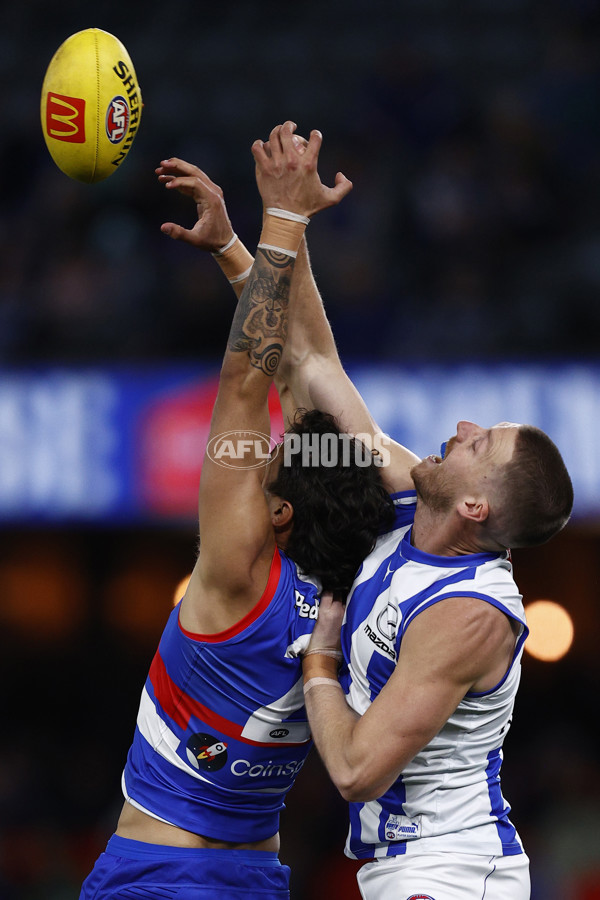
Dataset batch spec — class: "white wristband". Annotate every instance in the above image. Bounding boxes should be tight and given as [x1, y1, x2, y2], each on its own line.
[257, 241, 299, 259]
[229, 264, 254, 284]
[303, 676, 342, 696]
[211, 236, 255, 284]
[258, 208, 309, 258]
[211, 232, 238, 256]
[266, 207, 311, 225]
[303, 649, 343, 661]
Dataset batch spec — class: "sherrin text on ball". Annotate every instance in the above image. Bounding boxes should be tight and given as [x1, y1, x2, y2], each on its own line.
[41, 28, 142, 183]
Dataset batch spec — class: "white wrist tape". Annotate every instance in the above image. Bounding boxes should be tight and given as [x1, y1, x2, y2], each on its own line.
[211, 235, 254, 284]
[303, 676, 343, 696]
[258, 208, 309, 258]
[303, 648, 343, 661]
[228, 265, 254, 284]
[212, 233, 239, 256]
[257, 241, 300, 259]
[266, 207, 311, 225]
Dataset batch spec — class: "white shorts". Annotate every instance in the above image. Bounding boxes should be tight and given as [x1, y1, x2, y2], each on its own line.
[356, 851, 530, 900]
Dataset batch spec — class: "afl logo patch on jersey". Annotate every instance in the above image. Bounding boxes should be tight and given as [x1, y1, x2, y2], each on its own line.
[407, 895, 436, 900]
[269, 728, 290, 738]
[186, 732, 228, 772]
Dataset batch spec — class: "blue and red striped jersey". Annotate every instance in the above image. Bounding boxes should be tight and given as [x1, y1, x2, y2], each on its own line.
[122, 548, 321, 842]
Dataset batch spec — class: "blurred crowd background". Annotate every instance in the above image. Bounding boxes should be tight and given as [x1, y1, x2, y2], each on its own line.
[3, 0, 600, 365]
[1, 0, 600, 897]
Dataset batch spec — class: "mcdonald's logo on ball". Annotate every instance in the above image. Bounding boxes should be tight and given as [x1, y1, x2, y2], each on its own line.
[45, 92, 86, 143]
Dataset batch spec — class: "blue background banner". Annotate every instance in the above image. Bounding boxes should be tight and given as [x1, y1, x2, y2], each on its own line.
[1, 362, 596, 523]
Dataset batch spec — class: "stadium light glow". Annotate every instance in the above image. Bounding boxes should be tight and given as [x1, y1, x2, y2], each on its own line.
[524, 600, 574, 662]
[173, 574, 192, 607]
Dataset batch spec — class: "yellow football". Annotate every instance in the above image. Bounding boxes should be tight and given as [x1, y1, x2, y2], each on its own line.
[41, 28, 142, 184]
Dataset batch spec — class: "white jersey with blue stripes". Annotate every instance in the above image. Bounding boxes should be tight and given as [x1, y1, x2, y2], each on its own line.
[340, 492, 529, 861]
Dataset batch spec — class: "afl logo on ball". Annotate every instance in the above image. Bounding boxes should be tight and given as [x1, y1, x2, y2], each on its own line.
[105, 95, 129, 143]
[186, 732, 228, 772]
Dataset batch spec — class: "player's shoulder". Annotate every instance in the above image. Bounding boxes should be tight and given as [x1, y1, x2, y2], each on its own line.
[276, 550, 321, 611]
[471, 551, 521, 600]
[279, 550, 319, 589]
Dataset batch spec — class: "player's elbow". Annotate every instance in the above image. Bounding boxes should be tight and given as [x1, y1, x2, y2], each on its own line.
[338, 781, 382, 804]
[333, 773, 361, 803]
[331, 731, 421, 802]
[338, 781, 369, 803]
[334, 767, 390, 803]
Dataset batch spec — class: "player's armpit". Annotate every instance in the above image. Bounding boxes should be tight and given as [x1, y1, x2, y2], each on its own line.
[180, 455, 277, 635]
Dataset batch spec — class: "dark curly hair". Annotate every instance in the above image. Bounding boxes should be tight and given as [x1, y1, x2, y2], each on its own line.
[267, 409, 395, 593]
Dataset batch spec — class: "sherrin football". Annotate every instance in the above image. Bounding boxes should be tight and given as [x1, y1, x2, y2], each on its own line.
[41, 28, 142, 183]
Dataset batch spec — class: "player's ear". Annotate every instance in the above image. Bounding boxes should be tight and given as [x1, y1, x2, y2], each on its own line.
[457, 495, 489, 524]
[268, 496, 294, 530]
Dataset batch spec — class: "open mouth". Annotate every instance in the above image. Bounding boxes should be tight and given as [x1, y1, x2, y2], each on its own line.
[425, 440, 449, 466]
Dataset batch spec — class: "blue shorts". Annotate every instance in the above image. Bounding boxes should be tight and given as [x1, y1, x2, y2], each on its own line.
[80, 835, 291, 899]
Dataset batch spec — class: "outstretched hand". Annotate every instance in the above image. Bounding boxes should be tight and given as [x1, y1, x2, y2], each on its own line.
[155, 158, 234, 251]
[252, 121, 352, 218]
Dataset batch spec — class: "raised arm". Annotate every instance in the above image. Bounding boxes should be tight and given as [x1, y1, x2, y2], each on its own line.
[260, 131, 419, 490]
[277, 238, 420, 492]
[158, 123, 352, 635]
[157, 139, 418, 494]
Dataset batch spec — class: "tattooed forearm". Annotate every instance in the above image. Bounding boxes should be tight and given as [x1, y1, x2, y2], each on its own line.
[227, 247, 294, 376]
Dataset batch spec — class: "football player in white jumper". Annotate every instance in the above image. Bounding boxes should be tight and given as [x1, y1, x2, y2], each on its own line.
[285, 192, 573, 900]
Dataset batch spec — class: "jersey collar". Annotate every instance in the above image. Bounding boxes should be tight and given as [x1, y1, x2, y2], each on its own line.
[401, 527, 505, 568]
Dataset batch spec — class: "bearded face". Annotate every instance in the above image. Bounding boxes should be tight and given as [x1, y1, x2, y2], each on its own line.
[410, 455, 458, 513]
[410, 423, 520, 519]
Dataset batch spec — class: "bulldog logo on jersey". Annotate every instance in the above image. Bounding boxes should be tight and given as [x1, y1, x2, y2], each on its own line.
[186, 732, 228, 772]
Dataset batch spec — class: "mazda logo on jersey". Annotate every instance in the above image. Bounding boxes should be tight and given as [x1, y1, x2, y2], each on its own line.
[376, 601, 399, 641]
[186, 732, 228, 772]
